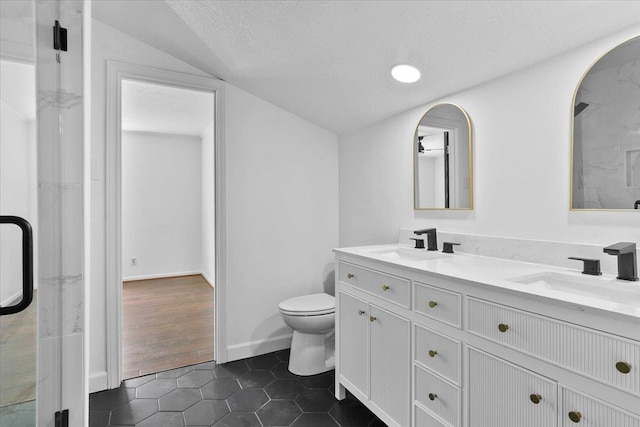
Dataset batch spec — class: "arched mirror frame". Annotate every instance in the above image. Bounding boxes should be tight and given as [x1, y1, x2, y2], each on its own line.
[413, 103, 474, 210]
[570, 34, 640, 211]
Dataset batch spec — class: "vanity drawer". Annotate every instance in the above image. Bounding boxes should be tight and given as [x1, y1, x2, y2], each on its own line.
[561, 387, 640, 427]
[339, 261, 410, 308]
[468, 297, 640, 396]
[415, 365, 461, 427]
[414, 324, 462, 386]
[414, 282, 462, 328]
[415, 404, 450, 427]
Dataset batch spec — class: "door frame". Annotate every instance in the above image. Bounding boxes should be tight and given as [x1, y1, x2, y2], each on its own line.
[105, 61, 227, 388]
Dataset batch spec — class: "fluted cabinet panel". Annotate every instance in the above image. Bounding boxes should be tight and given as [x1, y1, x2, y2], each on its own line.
[561, 387, 640, 427]
[414, 324, 462, 386]
[415, 404, 450, 427]
[370, 305, 411, 427]
[468, 298, 640, 396]
[414, 282, 462, 328]
[339, 261, 410, 308]
[469, 347, 557, 427]
[338, 291, 369, 398]
[415, 365, 461, 426]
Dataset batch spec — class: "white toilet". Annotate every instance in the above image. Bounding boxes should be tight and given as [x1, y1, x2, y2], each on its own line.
[279, 293, 335, 376]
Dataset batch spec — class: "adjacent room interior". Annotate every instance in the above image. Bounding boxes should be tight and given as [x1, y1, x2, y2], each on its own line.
[120, 79, 216, 379]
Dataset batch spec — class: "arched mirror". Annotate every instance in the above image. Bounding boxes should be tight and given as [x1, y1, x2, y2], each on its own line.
[414, 103, 473, 210]
[571, 35, 640, 210]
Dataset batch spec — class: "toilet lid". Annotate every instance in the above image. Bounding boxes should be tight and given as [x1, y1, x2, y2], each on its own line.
[279, 293, 335, 315]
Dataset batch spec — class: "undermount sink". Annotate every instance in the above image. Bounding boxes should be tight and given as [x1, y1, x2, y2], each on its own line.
[363, 246, 448, 262]
[507, 272, 640, 305]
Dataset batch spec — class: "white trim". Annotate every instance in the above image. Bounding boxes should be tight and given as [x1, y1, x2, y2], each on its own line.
[89, 371, 108, 394]
[122, 271, 203, 282]
[105, 61, 227, 388]
[227, 334, 293, 362]
[0, 40, 35, 64]
[201, 271, 215, 289]
[213, 82, 228, 364]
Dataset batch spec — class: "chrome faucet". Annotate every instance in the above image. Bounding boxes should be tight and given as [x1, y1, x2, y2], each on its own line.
[603, 242, 638, 281]
[414, 228, 438, 251]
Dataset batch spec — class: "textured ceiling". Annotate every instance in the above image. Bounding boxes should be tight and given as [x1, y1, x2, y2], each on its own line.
[95, 1, 640, 135]
[121, 80, 214, 136]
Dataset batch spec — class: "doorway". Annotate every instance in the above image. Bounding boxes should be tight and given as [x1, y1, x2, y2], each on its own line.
[119, 79, 215, 379]
[104, 61, 226, 389]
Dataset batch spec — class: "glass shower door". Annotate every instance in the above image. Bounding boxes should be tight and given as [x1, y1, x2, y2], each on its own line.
[1, 0, 85, 425]
[1, 2, 40, 424]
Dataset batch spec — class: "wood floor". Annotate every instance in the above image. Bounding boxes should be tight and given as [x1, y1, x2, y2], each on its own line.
[0, 292, 36, 407]
[122, 274, 215, 380]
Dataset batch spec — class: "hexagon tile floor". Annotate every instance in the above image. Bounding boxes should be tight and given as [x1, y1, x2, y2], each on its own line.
[89, 349, 386, 427]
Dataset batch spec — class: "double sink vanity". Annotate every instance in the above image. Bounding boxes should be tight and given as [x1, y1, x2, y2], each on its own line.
[335, 33, 640, 427]
[333, 240, 640, 427]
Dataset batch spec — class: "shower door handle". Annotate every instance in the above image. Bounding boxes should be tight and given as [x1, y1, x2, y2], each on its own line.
[0, 216, 34, 316]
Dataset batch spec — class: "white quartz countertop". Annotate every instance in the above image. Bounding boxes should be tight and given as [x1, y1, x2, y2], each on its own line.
[334, 244, 640, 319]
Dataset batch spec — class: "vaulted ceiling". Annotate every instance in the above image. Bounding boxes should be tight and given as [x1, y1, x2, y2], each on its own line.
[93, 1, 640, 134]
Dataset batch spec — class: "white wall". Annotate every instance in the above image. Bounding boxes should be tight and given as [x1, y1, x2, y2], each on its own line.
[91, 19, 339, 387]
[0, 101, 37, 305]
[224, 84, 339, 359]
[90, 19, 212, 390]
[201, 121, 215, 284]
[339, 26, 640, 248]
[121, 131, 202, 279]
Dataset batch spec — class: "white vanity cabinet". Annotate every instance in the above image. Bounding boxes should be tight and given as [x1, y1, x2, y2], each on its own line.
[336, 261, 411, 427]
[334, 249, 640, 427]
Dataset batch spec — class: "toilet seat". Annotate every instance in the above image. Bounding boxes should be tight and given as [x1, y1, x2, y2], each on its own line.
[279, 293, 335, 316]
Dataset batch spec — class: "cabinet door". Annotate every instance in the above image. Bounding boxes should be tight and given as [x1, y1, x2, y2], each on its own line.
[469, 348, 557, 427]
[338, 291, 369, 397]
[370, 304, 410, 426]
[561, 387, 640, 427]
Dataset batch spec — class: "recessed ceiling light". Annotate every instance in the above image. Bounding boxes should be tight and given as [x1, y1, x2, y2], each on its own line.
[391, 64, 421, 83]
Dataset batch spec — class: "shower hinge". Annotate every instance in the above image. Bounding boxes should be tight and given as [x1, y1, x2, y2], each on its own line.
[53, 20, 68, 52]
[55, 409, 69, 427]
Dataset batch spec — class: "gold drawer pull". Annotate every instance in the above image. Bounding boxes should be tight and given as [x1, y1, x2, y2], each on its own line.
[616, 361, 631, 374]
[529, 394, 542, 404]
[369, 316, 377, 322]
[347, 273, 355, 279]
[428, 393, 437, 401]
[381, 284, 390, 291]
[428, 350, 437, 358]
[568, 411, 582, 423]
[428, 301, 438, 308]
[498, 323, 509, 333]
[358, 310, 365, 316]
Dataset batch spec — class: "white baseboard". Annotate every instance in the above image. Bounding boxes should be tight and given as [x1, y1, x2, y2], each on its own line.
[227, 334, 292, 362]
[89, 371, 108, 393]
[1, 290, 23, 307]
[201, 271, 215, 289]
[122, 270, 202, 282]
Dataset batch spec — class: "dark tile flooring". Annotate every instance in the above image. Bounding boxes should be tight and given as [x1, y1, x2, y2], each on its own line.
[90, 350, 386, 427]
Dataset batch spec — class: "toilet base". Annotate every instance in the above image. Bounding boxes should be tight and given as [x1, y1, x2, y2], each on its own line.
[288, 330, 335, 376]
